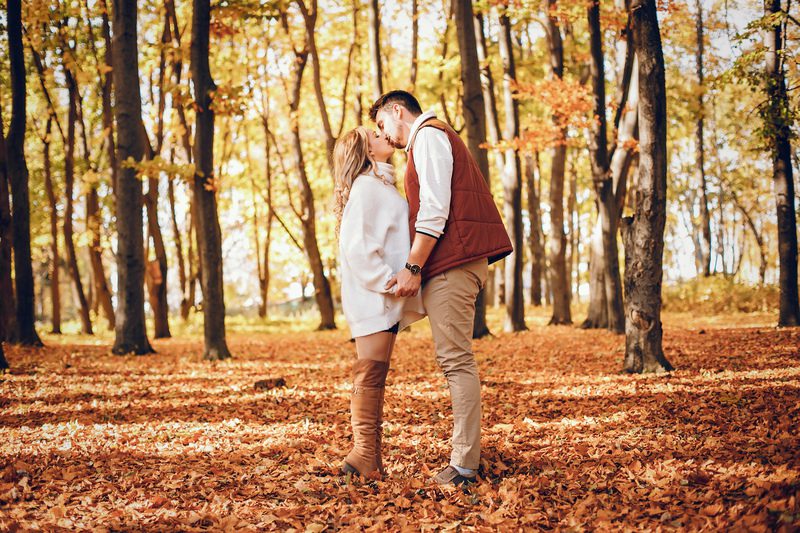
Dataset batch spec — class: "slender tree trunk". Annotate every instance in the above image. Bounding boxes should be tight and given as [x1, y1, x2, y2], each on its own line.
[622, 0, 673, 373]
[298, 0, 336, 168]
[112, 0, 153, 355]
[62, 68, 93, 335]
[474, 12, 505, 178]
[546, 0, 571, 325]
[99, 0, 118, 196]
[40, 118, 61, 334]
[764, 0, 800, 326]
[145, 180, 171, 338]
[586, 0, 624, 333]
[0, 99, 17, 343]
[368, 0, 383, 99]
[454, 0, 493, 338]
[192, 0, 232, 358]
[286, 51, 337, 330]
[410, 0, 419, 89]
[6, 0, 42, 346]
[526, 153, 544, 306]
[695, 0, 712, 276]
[498, 12, 527, 332]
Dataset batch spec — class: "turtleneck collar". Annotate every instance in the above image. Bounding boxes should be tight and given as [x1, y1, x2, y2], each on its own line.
[370, 161, 396, 185]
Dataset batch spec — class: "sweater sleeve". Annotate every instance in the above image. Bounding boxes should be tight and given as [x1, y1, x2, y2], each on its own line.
[340, 184, 396, 294]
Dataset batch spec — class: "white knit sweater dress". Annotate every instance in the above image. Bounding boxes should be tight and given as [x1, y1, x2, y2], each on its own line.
[339, 162, 426, 338]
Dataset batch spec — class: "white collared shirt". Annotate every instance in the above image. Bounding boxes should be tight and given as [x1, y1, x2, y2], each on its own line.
[405, 111, 453, 239]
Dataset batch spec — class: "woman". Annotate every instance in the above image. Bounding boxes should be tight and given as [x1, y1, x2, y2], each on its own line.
[333, 126, 425, 478]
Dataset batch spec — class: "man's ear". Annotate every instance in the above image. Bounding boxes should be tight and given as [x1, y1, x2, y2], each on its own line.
[393, 103, 403, 120]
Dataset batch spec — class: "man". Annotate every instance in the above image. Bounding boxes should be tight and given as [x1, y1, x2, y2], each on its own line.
[371, 90, 512, 486]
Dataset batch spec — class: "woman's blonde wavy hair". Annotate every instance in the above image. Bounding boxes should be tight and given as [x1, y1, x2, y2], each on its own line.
[332, 126, 378, 237]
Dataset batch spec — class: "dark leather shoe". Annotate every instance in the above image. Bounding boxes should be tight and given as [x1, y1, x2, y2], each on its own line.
[432, 465, 476, 487]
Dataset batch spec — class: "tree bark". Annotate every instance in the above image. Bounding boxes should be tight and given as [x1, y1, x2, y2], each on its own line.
[498, 12, 527, 332]
[526, 153, 545, 306]
[41, 118, 61, 334]
[60, 35, 93, 336]
[111, 0, 153, 355]
[0, 96, 17, 343]
[586, 0, 624, 333]
[546, 0, 572, 325]
[622, 0, 673, 373]
[192, 0, 232, 358]
[281, 9, 337, 330]
[368, 0, 384, 99]
[695, 0, 712, 277]
[410, 0, 419, 89]
[7, 0, 42, 346]
[287, 54, 337, 330]
[297, 0, 336, 168]
[145, 181, 171, 338]
[764, 0, 800, 326]
[474, 12, 505, 178]
[454, 0, 493, 338]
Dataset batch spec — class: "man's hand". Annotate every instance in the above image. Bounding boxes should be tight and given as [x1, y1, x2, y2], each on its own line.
[385, 268, 421, 297]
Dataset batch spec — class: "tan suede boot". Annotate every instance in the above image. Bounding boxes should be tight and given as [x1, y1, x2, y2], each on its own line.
[342, 359, 389, 478]
[376, 386, 386, 475]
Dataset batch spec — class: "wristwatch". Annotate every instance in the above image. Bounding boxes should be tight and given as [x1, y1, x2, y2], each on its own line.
[405, 262, 422, 275]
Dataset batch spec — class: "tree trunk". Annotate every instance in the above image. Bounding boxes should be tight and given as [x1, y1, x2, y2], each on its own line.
[454, 0, 493, 338]
[40, 118, 61, 334]
[99, 0, 118, 196]
[192, 0, 232, 358]
[410, 0, 419, 89]
[111, 0, 153, 355]
[298, 0, 336, 169]
[0, 97, 17, 344]
[61, 48, 93, 336]
[7, 0, 42, 346]
[546, 0, 571, 325]
[145, 179, 171, 338]
[287, 54, 337, 330]
[695, 0, 712, 277]
[526, 153, 544, 306]
[622, 0, 673, 373]
[368, 0, 384, 99]
[586, 0, 624, 333]
[764, 0, 800, 326]
[474, 12, 505, 178]
[498, 13, 527, 332]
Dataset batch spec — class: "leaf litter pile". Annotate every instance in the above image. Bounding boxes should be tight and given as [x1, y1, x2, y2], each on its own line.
[1, 313, 799, 531]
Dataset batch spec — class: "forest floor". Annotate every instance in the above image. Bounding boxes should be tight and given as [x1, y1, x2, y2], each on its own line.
[1, 308, 799, 531]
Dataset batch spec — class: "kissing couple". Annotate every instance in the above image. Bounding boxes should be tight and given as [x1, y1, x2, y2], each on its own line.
[334, 90, 512, 487]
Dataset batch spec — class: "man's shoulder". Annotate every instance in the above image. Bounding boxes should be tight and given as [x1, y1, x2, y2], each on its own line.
[413, 123, 452, 150]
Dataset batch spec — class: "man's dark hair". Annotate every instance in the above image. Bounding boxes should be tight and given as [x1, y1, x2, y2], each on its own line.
[368, 90, 422, 121]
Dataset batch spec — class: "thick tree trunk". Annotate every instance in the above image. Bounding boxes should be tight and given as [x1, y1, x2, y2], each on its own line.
[546, 0, 571, 325]
[526, 153, 544, 306]
[454, 0, 493, 338]
[7, 0, 42, 346]
[0, 100, 17, 343]
[0, 341, 7, 370]
[368, 0, 383, 99]
[695, 0, 712, 276]
[111, 0, 153, 355]
[192, 0, 232, 358]
[498, 13, 527, 332]
[586, 0, 624, 333]
[764, 0, 800, 326]
[622, 0, 673, 373]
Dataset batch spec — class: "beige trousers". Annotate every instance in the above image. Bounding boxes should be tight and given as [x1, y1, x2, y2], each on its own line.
[422, 258, 488, 470]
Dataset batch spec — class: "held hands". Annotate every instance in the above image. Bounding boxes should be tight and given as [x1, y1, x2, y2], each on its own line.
[385, 268, 421, 297]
